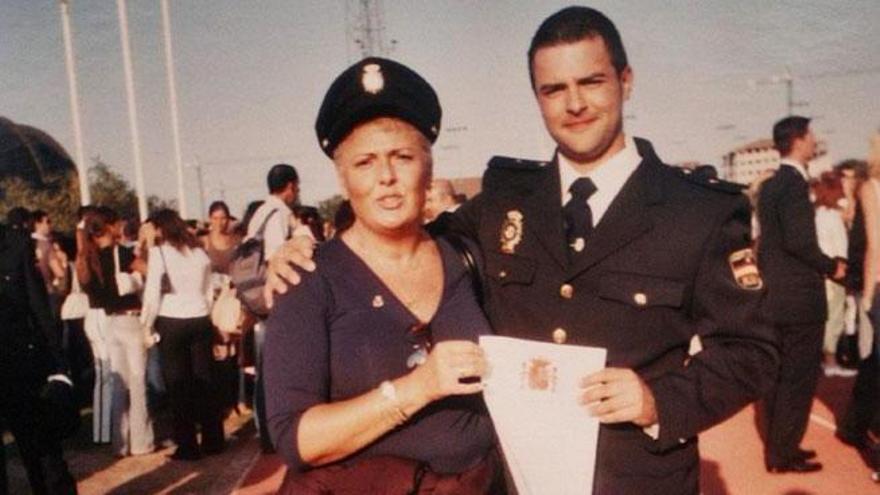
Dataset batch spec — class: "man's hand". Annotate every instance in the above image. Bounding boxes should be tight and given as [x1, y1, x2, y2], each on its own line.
[580, 367, 658, 427]
[264, 235, 318, 308]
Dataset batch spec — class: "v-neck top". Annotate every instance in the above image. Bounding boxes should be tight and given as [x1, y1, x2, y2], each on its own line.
[263, 236, 495, 474]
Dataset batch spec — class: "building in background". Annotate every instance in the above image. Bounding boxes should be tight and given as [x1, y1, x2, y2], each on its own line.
[721, 138, 831, 186]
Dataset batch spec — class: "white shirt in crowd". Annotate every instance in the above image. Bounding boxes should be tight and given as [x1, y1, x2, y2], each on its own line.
[815, 206, 848, 260]
[140, 244, 213, 329]
[246, 194, 316, 260]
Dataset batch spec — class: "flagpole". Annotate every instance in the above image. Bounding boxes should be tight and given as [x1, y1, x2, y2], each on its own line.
[116, 0, 148, 220]
[59, 0, 90, 205]
[160, 0, 188, 219]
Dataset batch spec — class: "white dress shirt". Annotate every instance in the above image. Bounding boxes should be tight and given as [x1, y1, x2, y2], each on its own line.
[558, 136, 642, 226]
[140, 244, 213, 329]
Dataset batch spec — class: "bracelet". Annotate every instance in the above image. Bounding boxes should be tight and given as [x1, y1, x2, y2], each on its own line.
[379, 380, 409, 425]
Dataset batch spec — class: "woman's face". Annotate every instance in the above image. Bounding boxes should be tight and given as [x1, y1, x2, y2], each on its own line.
[209, 209, 230, 233]
[333, 117, 432, 235]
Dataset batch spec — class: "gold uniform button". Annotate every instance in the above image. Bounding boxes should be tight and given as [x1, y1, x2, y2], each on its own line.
[559, 284, 574, 299]
[633, 292, 647, 306]
[552, 328, 567, 344]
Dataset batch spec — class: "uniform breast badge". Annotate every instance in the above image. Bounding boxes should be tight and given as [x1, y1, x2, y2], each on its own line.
[728, 248, 763, 290]
[500, 210, 524, 254]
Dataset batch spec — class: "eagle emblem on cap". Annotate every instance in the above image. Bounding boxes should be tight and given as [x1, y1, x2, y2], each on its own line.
[361, 63, 384, 94]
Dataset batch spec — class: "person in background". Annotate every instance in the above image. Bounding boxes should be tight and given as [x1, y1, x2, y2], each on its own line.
[202, 201, 241, 276]
[265, 56, 501, 494]
[423, 178, 460, 223]
[293, 206, 324, 243]
[76, 206, 154, 457]
[31, 210, 68, 319]
[1, 222, 77, 495]
[811, 172, 854, 377]
[141, 209, 224, 460]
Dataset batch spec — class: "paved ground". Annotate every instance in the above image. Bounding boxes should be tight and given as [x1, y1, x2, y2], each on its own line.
[6, 373, 879, 494]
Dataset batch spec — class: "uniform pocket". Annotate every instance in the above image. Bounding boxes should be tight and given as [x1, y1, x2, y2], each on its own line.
[599, 271, 685, 309]
[485, 252, 536, 286]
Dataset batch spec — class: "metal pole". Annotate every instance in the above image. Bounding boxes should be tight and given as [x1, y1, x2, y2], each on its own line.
[160, 0, 187, 219]
[194, 157, 205, 218]
[59, 0, 90, 205]
[116, 0, 148, 220]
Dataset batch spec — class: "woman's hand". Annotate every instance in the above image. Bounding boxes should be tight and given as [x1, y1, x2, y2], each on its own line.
[408, 340, 486, 403]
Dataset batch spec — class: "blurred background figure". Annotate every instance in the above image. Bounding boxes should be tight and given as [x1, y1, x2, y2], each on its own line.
[811, 172, 853, 377]
[201, 201, 241, 276]
[31, 210, 69, 321]
[1, 221, 77, 495]
[292, 206, 324, 243]
[423, 178, 460, 223]
[76, 206, 154, 457]
[141, 209, 224, 460]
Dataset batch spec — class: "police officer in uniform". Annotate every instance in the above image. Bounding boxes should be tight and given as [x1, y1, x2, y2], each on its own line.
[1, 223, 77, 495]
[267, 6, 778, 494]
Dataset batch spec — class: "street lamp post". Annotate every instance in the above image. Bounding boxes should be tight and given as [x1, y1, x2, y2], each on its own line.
[159, 0, 188, 219]
[116, 0, 148, 221]
[58, 0, 90, 205]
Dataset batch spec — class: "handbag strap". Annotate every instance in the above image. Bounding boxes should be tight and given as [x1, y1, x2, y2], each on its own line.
[158, 245, 175, 293]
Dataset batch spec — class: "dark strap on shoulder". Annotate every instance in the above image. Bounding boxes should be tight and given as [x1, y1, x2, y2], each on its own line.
[255, 209, 280, 240]
[445, 234, 483, 307]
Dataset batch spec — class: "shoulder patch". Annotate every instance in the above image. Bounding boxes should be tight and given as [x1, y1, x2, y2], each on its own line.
[675, 166, 746, 195]
[487, 156, 549, 171]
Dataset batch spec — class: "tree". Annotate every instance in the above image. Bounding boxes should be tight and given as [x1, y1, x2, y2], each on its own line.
[0, 174, 80, 234]
[88, 159, 139, 220]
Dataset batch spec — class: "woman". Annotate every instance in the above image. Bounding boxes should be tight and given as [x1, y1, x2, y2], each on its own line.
[75, 206, 154, 456]
[264, 58, 502, 494]
[141, 209, 224, 460]
[202, 201, 240, 275]
[811, 172, 851, 375]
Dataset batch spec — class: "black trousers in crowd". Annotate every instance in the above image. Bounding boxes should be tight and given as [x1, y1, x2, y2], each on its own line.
[0, 378, 76, 495]
[758, 321, 824, 465]
[155, 316, 224, 456]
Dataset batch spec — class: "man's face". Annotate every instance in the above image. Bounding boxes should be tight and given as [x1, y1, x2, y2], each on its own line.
[34, 216, 51, 236]
[801, 128, 818, 160]
[532, 37, 632, 167]
[282, 181, 300, 206]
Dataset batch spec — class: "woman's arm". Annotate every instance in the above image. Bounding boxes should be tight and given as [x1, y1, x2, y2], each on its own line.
[140, 246, 164, 330]
[296, 340, 484, 467]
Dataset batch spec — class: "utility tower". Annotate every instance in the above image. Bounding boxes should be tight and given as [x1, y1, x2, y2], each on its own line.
[345, 0, 396, 60]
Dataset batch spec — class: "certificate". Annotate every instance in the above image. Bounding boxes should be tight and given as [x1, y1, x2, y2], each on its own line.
[480, 335, 607, 495]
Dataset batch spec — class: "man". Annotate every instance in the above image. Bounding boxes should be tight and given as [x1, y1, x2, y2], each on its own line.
[31, 211, 67, 318]
[247, 164, 301, 258]
[268, 6, 777, 494]
[756, 116, 846, 473]
[1, 223, 77, 495]
[246, 163, 301, 453]
[423, 178, 461, 222]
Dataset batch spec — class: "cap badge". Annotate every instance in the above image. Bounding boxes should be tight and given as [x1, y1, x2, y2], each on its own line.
[728, 248, 763, 290]
[500, 210, 524, 254]
[361, 63, 384, 94]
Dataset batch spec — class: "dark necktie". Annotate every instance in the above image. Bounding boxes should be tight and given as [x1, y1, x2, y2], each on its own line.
[564, 177, 597, 255]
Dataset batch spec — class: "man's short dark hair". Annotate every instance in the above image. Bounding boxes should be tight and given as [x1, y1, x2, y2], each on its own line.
[527, 6, 629, 90]
[773, 116, 811, 156]
[32, 210, 48, 224]
[267, 163, 299, 194]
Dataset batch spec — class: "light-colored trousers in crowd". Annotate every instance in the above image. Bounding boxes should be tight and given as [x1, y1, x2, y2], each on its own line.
[824, 280, 848, 354]
[106, 313, 155, 456]
[83, 308, 112, 443]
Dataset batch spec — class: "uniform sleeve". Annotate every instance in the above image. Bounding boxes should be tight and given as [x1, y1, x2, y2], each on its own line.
[778, 179, 837, 275]
[263, 268, 332, 471]
[22, 240, 66, 373]
[647, 197, 779, 452]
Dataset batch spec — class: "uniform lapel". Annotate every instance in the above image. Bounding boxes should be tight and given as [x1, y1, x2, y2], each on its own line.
[570, 157, 665, 275]
[521, 158, 568, 269]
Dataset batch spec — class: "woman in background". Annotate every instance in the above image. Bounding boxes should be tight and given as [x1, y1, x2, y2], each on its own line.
[141, 209, 224, 460]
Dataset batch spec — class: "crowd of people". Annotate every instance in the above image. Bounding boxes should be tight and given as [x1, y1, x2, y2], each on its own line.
[2, 4, 880, 495]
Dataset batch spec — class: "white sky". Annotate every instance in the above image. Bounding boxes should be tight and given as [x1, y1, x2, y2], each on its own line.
[2, 0, 879, 217]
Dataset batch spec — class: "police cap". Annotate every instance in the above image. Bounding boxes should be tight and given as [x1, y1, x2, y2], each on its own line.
[315, 57, 441, 157]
